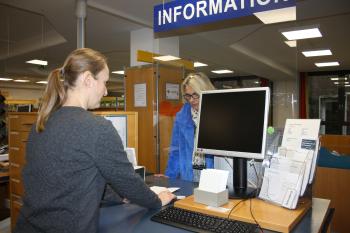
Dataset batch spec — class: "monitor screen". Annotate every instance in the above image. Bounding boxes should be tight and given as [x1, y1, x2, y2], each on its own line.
[195, 87, 270, 160]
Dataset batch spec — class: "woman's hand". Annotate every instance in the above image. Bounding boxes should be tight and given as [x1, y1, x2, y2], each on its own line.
[158, 191, 176, 206]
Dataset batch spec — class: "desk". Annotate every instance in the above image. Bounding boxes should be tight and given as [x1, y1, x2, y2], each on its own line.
[98, 176, 330, 233]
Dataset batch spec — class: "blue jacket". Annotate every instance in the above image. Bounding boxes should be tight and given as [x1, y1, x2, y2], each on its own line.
[165, 103, 214, 181]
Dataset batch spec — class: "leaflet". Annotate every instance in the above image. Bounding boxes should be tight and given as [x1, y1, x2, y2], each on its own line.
[259, 167, 303, 209]
[281, 119, 321, 184]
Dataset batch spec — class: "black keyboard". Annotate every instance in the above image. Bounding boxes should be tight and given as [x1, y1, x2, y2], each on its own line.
[151, 206, 257, 233]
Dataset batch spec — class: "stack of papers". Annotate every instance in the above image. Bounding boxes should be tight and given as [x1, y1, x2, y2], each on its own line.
[259, 119, 320, 209]
[198, 169, 229, 193]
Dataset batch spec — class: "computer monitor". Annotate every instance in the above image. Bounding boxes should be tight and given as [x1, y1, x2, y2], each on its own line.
[195, 87, 270, 198]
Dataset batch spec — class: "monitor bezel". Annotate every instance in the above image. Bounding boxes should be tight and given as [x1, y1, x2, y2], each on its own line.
[195, 87, 270, 160]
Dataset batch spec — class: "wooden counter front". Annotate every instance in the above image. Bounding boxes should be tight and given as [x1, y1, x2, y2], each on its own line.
[174, 195, 312, 233]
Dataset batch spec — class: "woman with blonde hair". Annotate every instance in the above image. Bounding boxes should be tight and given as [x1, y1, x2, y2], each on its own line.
[15, 48, 174, 233]
[165, 72, 215, 181]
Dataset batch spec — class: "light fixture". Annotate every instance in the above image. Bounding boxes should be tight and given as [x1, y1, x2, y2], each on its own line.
[194, 62, 208, 67]
[0, 77, 13, 81]
[330, 77, 347, 81]
[345, 85, 350, 87]
[334, 82, 349, 85]
[112, 70, 125, 75]
[285, 40, 297, 47]
[281, 26, 322, 40]
[14, 79, 30, 83]
[26, 59, 48, 66]
[211, 70, 234, 74]
[315, 62, 339, 67]
[302, 49, 332, 57]
[153, 55, 181, 61]
[36, 80, 48, 84]
[254, 6, 296, 24]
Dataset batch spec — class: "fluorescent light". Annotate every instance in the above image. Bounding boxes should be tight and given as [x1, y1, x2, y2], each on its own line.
[315, 62, 339, 67]
[112, 70, 125, 75]
[153, 55, 180, 61]
[194, 62, 208, 67]
[211, 70, 234, 74]
[302, 49, 332, 57]
[281, 27, 322, 40]
[0, 77, 13, 81]
[334, 82, 349, 85]
[285, 40, 297, 47]
[345, 85, 350, 87]
[36, 81, 48, 84]
[254, 6, 296, 24]
[14, 79, 30, 83]
[330, 77, 347, 81]
[26, 59, 48, 66]
[254, 81, 260, 84]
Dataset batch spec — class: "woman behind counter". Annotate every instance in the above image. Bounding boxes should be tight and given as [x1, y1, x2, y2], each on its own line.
[15, 48, 174, 233]
[165, 72, 215, 182]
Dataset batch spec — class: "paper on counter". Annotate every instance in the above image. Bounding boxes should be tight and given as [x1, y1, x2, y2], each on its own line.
[198, 169, 229, 193]
[150, 186, 180, 195]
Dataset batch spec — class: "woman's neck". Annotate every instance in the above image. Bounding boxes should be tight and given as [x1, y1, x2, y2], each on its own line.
[62, 90, 88, 110]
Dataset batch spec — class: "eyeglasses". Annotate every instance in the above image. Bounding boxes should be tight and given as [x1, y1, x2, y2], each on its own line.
[183, 93, 200, 101]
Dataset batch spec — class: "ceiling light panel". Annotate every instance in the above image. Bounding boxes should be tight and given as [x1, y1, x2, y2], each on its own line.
[0, 78, 13, 81]
[302, 49, 332, 57]
[285, 40, 297, 47]
[26, 59, 48, 66]
[315, 62, 339, 67]
[112, 70, 125, 75]
[36, 81, 48, 84]
[281, 27, 322, 40]
[153, 55, 180, 61]
[14, 79, 30, 82]
[254, 6, 296, 24]
[211, 70, 234, 74]
[194, 62, 208, 67]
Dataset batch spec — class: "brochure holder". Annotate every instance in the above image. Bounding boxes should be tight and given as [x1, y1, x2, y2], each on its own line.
[194, 188, 228, 207]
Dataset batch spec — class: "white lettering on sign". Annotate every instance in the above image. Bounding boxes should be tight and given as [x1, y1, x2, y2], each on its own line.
[156, 0, 291, 26]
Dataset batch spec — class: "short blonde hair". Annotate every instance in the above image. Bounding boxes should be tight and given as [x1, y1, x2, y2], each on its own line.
[182, 72, 215, 102]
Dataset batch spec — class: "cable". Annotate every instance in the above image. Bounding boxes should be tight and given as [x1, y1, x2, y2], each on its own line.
[249, 198, 264, 233]
[227, 199, 245, 219]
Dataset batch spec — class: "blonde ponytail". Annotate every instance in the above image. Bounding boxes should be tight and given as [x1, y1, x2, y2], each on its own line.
[36, 69, 66, 132]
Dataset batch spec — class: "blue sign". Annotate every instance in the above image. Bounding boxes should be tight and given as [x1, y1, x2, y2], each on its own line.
[154, 0, 296, 32]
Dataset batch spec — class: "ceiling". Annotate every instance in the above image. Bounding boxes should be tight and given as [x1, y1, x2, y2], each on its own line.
[0, 0, 350, 92]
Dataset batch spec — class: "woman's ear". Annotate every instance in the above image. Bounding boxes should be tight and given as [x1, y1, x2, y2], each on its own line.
[81, 71, 94, 88]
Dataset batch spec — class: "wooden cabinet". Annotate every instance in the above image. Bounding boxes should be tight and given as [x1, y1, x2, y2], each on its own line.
[8, 112, 37, 230]
[125, 64, 183, 173]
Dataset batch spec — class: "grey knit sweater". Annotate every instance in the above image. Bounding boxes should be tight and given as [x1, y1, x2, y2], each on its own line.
[14, 107, 161, 233]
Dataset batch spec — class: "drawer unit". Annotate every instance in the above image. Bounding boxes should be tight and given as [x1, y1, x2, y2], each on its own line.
[8, 113, 37, 230]
[8, 114, 36, 131]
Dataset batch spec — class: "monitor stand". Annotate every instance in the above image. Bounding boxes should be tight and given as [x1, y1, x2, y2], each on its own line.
[228, 158, 257, 199]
